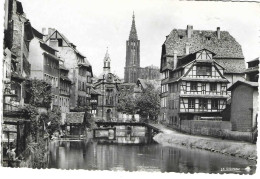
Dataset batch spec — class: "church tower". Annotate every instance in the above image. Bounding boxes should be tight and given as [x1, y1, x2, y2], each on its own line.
[124, 12, 140, 83]
[103, 47, 111, 75]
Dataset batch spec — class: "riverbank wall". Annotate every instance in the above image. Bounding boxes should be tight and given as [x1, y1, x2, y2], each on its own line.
[153, 130, 257, 161]
[170, 120, 256, 143]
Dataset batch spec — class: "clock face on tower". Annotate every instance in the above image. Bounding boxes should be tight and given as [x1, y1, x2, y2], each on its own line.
[106, 73, 113, 82]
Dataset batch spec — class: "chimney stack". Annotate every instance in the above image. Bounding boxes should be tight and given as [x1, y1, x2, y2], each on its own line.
[187, 25, 193, 38]
[48, 28, 55, 37]
[173, 50, 178, 69]
[185, 43, 190, 55]
[217, 27, 220, 39]
[42, 28, 46, 35]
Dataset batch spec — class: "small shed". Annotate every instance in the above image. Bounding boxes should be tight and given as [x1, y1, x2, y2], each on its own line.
[228, 80, 258, 132]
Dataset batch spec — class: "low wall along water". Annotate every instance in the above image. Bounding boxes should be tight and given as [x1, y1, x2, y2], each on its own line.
[180, 120, 255, 143]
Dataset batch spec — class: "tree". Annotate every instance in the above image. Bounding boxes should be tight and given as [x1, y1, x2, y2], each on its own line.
[136, 83, 160, 122]
[117, 88, 137, 115]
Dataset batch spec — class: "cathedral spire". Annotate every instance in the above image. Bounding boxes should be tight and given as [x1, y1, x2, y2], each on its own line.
[129, 11, 138, 40]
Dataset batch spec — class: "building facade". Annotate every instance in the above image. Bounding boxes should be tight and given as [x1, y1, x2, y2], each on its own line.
[161, 49, 229, 127]
[124, 13, 161, 84]
[44, 28, 93, 111]
[160, 25, 246, 124]
[28, 27, 60, 109]
[94, 50, 122, 121]
[245, 57, 259, 82]
[3, 0, 33, 112]
[59, 64, 72, 114]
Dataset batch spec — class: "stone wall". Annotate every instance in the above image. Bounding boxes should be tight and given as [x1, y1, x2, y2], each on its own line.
[179, 120, 255, 142]
[180, 120, 231, 136]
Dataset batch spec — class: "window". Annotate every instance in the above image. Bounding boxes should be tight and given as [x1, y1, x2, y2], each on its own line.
[58, 39, 63, 47]
[179, 35, 183, 40]
[212, 99, 218, 110]
[199, 99, 208, 110]
[197, 65, 211, 76]
[190, 82, 197, 91]
[188, 99, 195, 109]
[210, 83, 217, 92]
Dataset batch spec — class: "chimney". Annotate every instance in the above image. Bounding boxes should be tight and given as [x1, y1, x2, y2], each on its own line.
[185, 43, 190, 55]
[187, 25, 193, 38]
[217, 27, 220, 39]
[48, 28, 55, 36]
[42, 28, 46, 35]
[173, 50, 178, 69]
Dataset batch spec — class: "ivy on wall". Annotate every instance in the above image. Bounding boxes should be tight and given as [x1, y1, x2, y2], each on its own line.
[24, 79, 52, 108]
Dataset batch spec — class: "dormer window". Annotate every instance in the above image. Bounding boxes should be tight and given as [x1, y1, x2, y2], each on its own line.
[179, 35, 183, 40]
[206, 36, 211, 41]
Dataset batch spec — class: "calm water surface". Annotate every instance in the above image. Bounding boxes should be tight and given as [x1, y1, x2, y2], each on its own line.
[48, 139, 256, 173]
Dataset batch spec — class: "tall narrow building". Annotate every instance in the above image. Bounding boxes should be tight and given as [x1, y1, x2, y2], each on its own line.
[124, 12, 140, 83]
[124, 13, 161, 84]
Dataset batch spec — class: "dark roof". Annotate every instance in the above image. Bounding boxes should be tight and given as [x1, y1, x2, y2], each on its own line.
[247, 57, 259, 63]
[60, 75, 71, 83]
[164, 28, 244, 59]
[227, 80, 258, 91]
[32, 27, 44, 40]
[215, 59, 246, 74]
[16, 1, 24, 14]
[43, 52, 60, 62]
[40, 42, 58, 55]
[137, 78, 161, 90]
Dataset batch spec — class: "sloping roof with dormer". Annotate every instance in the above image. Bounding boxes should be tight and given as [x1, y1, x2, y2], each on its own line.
[163, 28, 244, 59]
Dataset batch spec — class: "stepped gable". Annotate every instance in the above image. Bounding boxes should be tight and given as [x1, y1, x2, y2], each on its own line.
[164, 28, 244, 59]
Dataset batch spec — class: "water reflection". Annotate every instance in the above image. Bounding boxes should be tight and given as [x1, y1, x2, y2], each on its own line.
[48, 139, 256, 173]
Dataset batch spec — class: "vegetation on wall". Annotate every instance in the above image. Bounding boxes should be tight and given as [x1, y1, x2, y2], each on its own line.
[24, 79, 52, 108]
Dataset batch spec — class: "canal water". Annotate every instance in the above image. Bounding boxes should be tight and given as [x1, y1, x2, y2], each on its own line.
[48, 135, 256, 173]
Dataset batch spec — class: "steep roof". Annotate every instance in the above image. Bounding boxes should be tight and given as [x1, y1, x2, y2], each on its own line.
[247, 57, 259, 63]
[45, 30, 86, 58]
[215, 59, 246, 74]
[129, 12, 138, 40]
[164, 28, 244, 59]
[137, 78, 161, 90]
[227, 80, 258, 91]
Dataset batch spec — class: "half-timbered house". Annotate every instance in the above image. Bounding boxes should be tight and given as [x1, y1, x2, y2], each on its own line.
[164, 49, 229, 127]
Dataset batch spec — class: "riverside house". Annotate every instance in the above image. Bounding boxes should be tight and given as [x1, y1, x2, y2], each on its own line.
[28, 27, 60, 110]
[160, 25, 246, 125]
[44, 28, 93, 112]
[163, 49, 229, 128]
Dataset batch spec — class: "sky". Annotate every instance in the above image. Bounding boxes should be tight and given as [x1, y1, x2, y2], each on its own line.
[5, 0, 260, 78]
